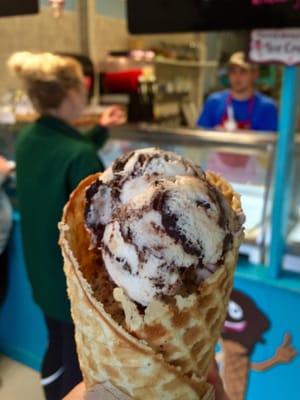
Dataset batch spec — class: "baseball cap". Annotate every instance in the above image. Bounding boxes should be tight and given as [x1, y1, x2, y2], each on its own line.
[229, 52, 257, 70]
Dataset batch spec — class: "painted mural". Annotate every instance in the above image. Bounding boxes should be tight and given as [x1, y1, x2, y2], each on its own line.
[218, 290, 297, 400]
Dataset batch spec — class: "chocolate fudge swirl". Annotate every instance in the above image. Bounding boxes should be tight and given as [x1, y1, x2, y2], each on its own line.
[85, 148, 243, 306]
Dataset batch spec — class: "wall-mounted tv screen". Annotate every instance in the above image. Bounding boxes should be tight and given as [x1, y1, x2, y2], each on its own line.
[127, 0, 300, 33]
[0, 0, 39, 17]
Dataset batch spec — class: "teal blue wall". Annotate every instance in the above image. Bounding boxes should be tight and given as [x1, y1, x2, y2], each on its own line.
[95, 0, 126, 19]
[230, 277, 300, 400]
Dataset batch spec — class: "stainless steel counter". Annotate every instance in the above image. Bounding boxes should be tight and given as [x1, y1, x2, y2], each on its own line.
[110, 124, 278, 149]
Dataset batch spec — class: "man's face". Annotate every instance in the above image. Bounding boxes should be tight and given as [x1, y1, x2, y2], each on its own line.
[228, 65, 258, 94]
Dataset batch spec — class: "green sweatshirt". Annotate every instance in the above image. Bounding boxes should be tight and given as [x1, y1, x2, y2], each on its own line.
[16, 115, 107, 322]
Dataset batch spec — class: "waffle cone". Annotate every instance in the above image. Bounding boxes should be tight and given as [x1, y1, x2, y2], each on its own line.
[59, 171, 243, 399]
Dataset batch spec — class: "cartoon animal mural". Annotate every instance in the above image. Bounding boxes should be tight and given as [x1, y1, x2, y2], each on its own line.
[218, 290, 297, 400]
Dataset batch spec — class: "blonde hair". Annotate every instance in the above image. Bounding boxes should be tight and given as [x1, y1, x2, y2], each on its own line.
[7, 52, 84, 112]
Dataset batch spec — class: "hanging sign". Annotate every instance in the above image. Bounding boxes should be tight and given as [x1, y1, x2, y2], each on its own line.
[249, 29, 300, 65]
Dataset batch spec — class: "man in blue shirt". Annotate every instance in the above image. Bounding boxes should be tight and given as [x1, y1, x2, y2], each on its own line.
[197, 52, 278, 132]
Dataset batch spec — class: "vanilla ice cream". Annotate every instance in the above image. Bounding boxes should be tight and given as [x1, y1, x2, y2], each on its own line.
[85, 148, 243, 306]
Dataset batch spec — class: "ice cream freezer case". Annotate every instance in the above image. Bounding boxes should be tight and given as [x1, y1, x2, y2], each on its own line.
[103, 125, 300, 271]
[0, 124, 299, 400]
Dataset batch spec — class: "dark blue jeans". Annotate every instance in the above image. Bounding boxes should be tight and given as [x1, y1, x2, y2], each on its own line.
[41, 315, 82, 400]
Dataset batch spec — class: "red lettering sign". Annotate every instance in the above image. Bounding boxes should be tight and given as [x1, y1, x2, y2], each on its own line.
[250, 29, 300, 65]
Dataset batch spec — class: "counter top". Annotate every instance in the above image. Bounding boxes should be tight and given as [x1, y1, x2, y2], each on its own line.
[3, 118, 300, 149]
[110, 124, 300, 150]
[236, 257, 300, 293]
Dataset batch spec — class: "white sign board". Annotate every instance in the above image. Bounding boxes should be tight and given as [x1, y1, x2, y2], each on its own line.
[249, 29, 300, 65]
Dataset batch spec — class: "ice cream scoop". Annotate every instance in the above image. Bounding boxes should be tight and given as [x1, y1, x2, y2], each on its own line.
[85, 148, 243, 306]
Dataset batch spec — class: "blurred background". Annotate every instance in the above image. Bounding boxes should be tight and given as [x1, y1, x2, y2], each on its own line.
[0, 2, 299, 400]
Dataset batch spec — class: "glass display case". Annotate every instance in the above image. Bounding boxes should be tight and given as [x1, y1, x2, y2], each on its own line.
[100, 124, 300, 274]
[0, 123, 20, 159]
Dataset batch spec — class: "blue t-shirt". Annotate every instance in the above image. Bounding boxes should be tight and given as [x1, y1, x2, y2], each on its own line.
[197, 90, 278, 132]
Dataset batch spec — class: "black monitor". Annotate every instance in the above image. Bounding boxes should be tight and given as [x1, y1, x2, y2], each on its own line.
[127, 0, 300, 34]
[0, 0, 39, 17]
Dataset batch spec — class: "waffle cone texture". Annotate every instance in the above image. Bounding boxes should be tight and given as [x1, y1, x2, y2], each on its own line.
[59, 171, 244, 400]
